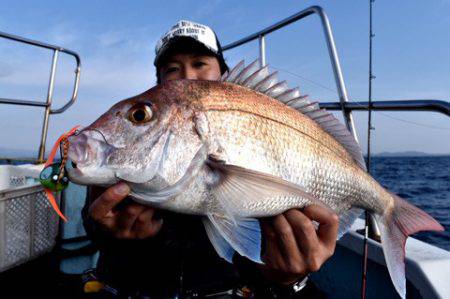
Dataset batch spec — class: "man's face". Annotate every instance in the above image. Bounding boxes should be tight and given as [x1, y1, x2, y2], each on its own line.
[158, 53, 222, 83]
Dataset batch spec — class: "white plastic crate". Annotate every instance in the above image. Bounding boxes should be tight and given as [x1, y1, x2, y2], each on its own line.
[0, 164, 43, 190]
[0, 165, 60, 272]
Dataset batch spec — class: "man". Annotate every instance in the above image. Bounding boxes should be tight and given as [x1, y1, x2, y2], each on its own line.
[83, 20, 339, 298]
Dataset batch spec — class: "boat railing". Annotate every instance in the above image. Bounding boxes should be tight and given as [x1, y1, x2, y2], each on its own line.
[223, 5, 359, 140]
[222, 5, 450, 130]
[222, 5, 450, 241]
[0, 31, 81, 162]
[321, 99, 450, 116]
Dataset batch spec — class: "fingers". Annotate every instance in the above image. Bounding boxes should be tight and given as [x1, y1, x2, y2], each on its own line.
[271, 214, 305, 271]
[132, 208, 164, 238]
[261, 215, 305, 277]
[88, 182, 130, 225]
[114, 206, 162, 239]
[258, 206, 339, 284]
[302, 205, 339, 251]
[116, 203, 147, 232]
[260, 218, 288, 269]
[87, 182, 163, 240]
[284, 209, 320, 256]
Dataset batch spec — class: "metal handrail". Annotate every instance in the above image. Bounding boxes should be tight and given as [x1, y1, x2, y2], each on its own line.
[221, 5, 450, 243]
[222, 6, 450, 127]
[0, 30, 81, 162]
[223, 5, 359, 141]
[320, 99, 450, 117]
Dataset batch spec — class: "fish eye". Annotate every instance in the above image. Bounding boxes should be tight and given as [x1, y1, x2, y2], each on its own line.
[128, 103, 154, 124]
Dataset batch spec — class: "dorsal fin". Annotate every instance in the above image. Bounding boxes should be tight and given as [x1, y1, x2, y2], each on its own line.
[222, 60, 367, 171]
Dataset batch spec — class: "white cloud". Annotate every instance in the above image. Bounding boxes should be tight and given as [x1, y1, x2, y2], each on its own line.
[1, 24, 160, 98]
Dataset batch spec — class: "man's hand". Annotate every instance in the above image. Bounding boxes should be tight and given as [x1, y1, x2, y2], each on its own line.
[259, 205, 339, 285]
[88, 182, 163, 240]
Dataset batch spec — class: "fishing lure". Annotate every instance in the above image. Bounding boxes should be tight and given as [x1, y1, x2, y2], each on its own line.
[39, 126, 79, 221]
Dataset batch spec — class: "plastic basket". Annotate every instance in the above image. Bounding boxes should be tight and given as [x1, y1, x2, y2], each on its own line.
[0, 166, 59, 272]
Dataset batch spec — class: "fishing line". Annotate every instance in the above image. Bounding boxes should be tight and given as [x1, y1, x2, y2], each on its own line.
[274, 66, 450, 130]
[271, 65, 338, 94]
[81, 128, 115, 146]
[345, 100, 450, 130]
[273, 67, 450, 131]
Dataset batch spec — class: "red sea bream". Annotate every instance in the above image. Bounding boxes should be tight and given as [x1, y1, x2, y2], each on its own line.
[66, 61, 444, 298]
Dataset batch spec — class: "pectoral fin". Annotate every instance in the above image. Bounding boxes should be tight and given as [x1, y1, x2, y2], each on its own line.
[207, 159, 322, 217]
[337, 207, 363, 239]
[203, 217, 235, 263]
[204, 213, 262, 264]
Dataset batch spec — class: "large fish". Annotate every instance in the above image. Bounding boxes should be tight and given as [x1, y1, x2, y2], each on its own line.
[66, 61, 443, 298]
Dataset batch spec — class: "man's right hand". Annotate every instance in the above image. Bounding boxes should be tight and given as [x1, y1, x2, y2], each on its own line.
[88, 182, 163, 240]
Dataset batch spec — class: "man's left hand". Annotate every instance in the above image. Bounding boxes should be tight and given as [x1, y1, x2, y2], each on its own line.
[258, 205, 339, 285]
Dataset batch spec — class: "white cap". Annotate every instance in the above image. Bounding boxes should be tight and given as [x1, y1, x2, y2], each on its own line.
[154, 20, 221, 65]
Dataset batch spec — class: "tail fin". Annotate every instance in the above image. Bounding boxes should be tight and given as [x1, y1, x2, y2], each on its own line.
[376, 193, 444, 299]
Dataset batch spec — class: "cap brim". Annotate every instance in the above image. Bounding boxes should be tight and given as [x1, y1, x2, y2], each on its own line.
[154, 36, 219, 66]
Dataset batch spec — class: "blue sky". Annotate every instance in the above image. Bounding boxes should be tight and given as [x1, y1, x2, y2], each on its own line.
[1, 0, 449, 157]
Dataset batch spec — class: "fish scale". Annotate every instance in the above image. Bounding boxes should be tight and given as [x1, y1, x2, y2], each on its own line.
[203, 108, 374, 216]
[198, 85, 355, 166]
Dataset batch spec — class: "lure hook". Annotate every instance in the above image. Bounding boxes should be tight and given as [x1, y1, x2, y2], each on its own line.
[39, 125, 80, 222]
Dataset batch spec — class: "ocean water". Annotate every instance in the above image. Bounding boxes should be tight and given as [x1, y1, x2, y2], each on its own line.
[370, 156, 450, 251]
[1, 156, 449, 251]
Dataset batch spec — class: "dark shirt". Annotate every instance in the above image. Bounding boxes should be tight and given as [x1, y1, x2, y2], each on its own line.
[82, 191, 240, 297]
[82, 189, 326, 298]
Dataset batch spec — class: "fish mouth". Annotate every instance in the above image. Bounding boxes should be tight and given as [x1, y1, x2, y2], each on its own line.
[67, 129, 115, 168]
[66, 125, 172, 185]
[67, 133, 92, 166]
[65, 162, 83, 180]
[65, 130, 118, 186]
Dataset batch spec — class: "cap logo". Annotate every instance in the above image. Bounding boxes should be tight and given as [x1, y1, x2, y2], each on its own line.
[155, 20, 220, 64]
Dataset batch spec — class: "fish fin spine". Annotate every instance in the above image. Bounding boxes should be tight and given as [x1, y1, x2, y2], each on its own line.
[222, 60, 367, 171]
